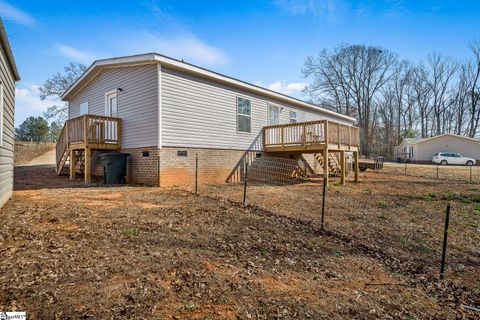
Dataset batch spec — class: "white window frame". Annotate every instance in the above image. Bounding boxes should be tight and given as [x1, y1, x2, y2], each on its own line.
[104, 90, 118, 117]
[290, 110, 297, 123]
[0, 83, 3, 147]
[236, 96, 251, 133]
[268, 104, 281, 125]
[79, 101, 89, 115]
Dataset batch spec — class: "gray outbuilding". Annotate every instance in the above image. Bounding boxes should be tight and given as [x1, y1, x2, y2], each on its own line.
[394, 134, 480, 163]
[0, 19, 20, 209]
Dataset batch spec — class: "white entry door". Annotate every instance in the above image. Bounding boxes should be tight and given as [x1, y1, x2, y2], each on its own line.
[105, 91, 118, 117]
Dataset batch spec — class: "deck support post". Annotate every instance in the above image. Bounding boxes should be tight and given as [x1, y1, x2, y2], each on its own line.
[340, 150, 346, 185]
[84, 147, 91, 183]
[354, 150, 359, 183]
[69, 149, 76, 181]
[323, 148, 329, 187]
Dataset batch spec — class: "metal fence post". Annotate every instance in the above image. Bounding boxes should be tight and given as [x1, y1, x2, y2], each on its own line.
[321, 175, 327, 230]
[195, 154, 198, 195]
[436, 164, 439, 179]
[470, 165, 472, 182]
[243, 161, 248, 206]
[440, 203, 451, 280]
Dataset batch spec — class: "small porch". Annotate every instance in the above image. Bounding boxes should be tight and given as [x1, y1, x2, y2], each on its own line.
[262, 120, 361, 185]
[56, 114, 122, 182]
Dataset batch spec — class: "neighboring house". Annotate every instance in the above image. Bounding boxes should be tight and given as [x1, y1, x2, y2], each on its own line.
[58, 53, 359, 187]
[394, 134, 480, 163]
[0, 19, 20, 209]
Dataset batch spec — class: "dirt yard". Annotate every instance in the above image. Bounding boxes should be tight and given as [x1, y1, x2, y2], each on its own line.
[14, 141, 55, 165]
[0, 165, 478, 319]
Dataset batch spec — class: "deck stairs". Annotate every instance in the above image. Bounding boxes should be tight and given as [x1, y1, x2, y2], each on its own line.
[314, 152, 343, 177]
[55, 114, 122, 182]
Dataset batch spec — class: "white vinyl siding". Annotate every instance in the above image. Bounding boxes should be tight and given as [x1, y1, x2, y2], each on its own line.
[69, 64, 158, 148]
[161, 67, 353, 150]
[0, 42, 16, 209]
[0, 83, 3, 146]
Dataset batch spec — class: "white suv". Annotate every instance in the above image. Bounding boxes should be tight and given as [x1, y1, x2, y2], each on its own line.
[432, 152, 475, 166]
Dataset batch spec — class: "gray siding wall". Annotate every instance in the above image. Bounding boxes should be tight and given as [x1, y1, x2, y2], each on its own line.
[0, 43, 16, 208]
[416, 136, 480, 161]
[161, 67, 353, 150]
[69, 64, 158, 148]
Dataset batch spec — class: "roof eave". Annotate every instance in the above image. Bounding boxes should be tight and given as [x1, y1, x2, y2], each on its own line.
[62, 53, 356, 123]
[0, 19, 20, 81]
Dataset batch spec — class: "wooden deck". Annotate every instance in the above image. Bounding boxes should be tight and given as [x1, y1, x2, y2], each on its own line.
[56, 114, 122, 182]
[263, 120, 360, 153]
[263, 120, 361, 185]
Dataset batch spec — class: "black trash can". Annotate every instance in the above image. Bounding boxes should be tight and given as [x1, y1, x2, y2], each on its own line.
[100, 152, 130, 184]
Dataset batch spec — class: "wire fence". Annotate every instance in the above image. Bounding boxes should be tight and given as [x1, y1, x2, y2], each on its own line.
[196, 154, 479, 299]
[381, 162, 480, 183]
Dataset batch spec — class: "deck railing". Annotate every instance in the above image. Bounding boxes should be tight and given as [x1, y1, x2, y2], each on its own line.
[263, 120, 359, 151]
[67, 114, 122, 145]
[56, 114, 122, 170]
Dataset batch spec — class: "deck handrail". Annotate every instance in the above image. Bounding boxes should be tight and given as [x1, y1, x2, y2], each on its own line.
[65, 114, 122, 146]
[263, 120, 359, 151]
[55, 114, 122, 173]
[55, 122, 68, 169]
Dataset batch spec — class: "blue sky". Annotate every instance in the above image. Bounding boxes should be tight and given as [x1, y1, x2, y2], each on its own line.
[3, 0, 480, 125]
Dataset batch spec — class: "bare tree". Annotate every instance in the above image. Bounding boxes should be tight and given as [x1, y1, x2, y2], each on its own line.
[450, 63, 470, 135]
[425, 53, 457, 135]
[303, 44, 398, 156]
[466, 39, 480, 137]
[40, 62, 87, 123]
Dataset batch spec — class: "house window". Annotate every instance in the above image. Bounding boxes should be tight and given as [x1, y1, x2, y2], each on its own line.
[237, 97, 251, 133]
[290, 111, 297, 123]
[0, 83, 3, 147]
[268, 104, 280, 125]
[80, 102, 89, 115]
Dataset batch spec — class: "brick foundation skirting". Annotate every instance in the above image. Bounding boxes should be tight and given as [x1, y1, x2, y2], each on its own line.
[159, 147, 245, 187]
[90, 146, 317, 187]
[122, 147, 159, 186]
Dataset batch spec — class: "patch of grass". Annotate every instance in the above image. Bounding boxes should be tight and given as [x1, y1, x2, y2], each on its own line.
[424, 192, 437, 201]
[258, 247, 270, 255]
[378, 212, 388, 220]
[472, 205, 480, 216]
[334, 249, 344, 257]
[253, 214, 264, 221]
[376, 200, 392, 209]
[399, 236, 410, 246]
[184, 302, 197, 311]
[123, 227, 140, 236]
[216, 297, 229, 305]
[468, 194, 480, 203]
[347, 215, 358, 222]
[465, 222, 479, 229]
[362, 188, 372, 194]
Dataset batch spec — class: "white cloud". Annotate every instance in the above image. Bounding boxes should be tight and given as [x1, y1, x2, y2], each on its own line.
[266, 81, 307, 96]
[56, 45, 95, 64]
[0, 1, 35, 26]
[121, 32, 229, 67]
[15, 83, 59, 124]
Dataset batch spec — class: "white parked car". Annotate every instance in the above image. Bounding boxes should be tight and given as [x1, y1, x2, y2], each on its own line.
[432, 152, 475, 166]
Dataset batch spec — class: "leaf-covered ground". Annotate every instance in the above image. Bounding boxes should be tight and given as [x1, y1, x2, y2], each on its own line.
[0, 165, 478, 319]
